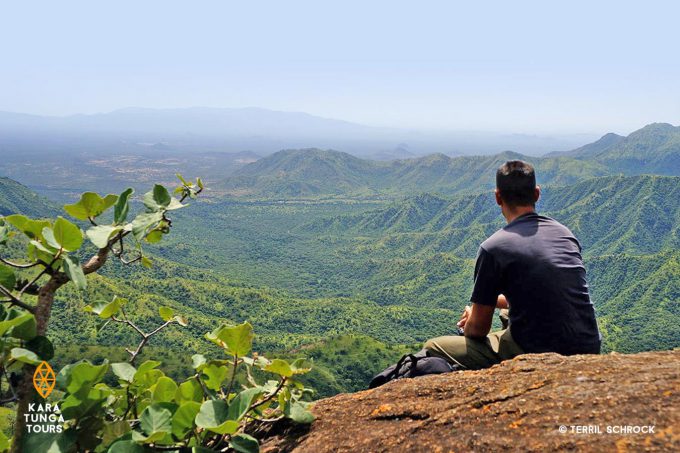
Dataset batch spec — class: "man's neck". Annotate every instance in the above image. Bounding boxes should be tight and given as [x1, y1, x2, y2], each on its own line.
[503, 206, 536, 224]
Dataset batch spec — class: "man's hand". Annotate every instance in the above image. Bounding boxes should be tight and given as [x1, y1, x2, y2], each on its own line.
[457, 305, 472, 328]
[463, 303, 495, 339]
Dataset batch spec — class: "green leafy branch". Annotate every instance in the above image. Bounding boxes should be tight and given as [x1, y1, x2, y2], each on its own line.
[45, 319, 314, 453]
[0, 174, 203, 452]
[85, 296, 188, 365]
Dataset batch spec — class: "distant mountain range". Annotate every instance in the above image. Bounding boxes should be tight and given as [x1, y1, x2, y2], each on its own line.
[0, 107, 597, 157]
[218, 123, 680, 198]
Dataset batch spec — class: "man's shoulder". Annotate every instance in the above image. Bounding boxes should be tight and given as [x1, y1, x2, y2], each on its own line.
[480, 228, 510, 253]
[480, 214, 576, 252]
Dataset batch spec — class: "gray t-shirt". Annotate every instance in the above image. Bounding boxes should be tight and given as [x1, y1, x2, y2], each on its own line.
[471, 212, 601, 355]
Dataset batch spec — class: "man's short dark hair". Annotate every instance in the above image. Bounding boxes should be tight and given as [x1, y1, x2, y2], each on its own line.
[496, 160, 537, 207]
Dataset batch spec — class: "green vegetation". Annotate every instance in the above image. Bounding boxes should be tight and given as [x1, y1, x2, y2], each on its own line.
[0, 122, 677, 450]
[0, 178, 56, 218]
[217, 148, 610, 199]
[0, 178, 315, 452]
[553, 123, 680, 175]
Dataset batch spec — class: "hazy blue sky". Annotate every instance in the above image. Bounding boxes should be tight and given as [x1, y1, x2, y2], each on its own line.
[1, 1, 679, 134]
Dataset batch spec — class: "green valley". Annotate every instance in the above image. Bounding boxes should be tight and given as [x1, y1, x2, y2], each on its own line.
[0, 122, 678, 399]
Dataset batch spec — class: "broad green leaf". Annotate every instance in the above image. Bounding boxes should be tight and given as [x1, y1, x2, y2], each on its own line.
[136, 360, 161, 374]
[227, 387, 263, 421]
[112, 362, 137, 383]
[41, 227, 61, 251]
[145, 229, 163, 243]
[166, 197, 184, 210]
[143, 184, 172, 211]
[100, 296, 126, 319]
[290, 358, 313, 375]
[171, 401, 201, 438]
[195, 400, 239, 434]
[7, 311, 37, 340]
[57, 360, 109, 393]
[85, 296, 126, 319]
[10, 347, 41, 365]
[286, 401, 315, 424]
[140, 403, 174, 437]
[114, 188, 134, 224]
[133, 360, 162, 383]
[264, 359, 293, 378]
[176, 379, 203, 403]
[63, 255, 87, 290]
[130, 211, 163, 240]
[28, 239, 58, 260]
[205, 322, 253, 356]
[0, 312, 36, 337]
[5, 214, 50, 240]
[108, 440, 145, 453]
[102, 419, 131, 448]
[86, 225, 121, 249]
[141, 255, 153, 268]
[191, 354, 207, 371]
[159, 306, 174, 321]
[52, 216, 84, 251]
[201, 364, 229, 391]
[60, 386, 109, 419]
[22, 429, 77, 453]
[0, 265, 16, 290]
[64, 192, 118, 220]
[230, 433, 260, 453]
[152, 376, 178, 403]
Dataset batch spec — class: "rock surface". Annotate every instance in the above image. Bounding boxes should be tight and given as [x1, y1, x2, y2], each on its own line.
[258, 350, 679, 452]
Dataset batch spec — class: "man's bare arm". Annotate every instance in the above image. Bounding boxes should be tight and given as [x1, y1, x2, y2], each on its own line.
[463, 303, 495, 339]
[458, 295, 508, 329]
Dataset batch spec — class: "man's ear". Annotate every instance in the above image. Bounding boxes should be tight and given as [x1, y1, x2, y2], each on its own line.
[534, 186, 541, 203]
[494, 189, 503, 206]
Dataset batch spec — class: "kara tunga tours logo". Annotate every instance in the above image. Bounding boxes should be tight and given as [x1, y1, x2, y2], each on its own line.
[26, 361, 64, 434]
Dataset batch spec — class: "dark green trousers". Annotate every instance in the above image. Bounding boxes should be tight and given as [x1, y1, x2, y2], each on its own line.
[424, 327, 523, 370]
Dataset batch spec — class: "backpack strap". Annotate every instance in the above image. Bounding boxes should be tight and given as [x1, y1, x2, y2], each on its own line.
[385, 354, 413, 382]
[407, 354, 420, 377]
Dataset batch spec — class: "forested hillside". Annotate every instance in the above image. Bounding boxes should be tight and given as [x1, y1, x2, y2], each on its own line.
[218, 149, 609, 198]
[551, 123, 680, 174]
[0, 123, 678, 398]
[0, 177, 57, 217]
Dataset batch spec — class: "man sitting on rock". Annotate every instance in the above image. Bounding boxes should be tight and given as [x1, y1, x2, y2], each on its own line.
[424, 160, 601, 370]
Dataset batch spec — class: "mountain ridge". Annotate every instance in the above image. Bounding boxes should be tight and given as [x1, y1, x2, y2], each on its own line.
[219, 148, 610, 198]
[546, 122, 680, 174]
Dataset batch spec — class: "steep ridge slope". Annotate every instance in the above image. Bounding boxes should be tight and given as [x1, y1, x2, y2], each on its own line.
[219, 149, 609, 198]
[303, 175, 680, 257]
[0, 177, 58, 217]
[259, 350, 679, 452]
[553, 123, 680, 175]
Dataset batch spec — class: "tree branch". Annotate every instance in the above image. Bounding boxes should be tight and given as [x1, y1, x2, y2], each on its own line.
[18, 257, 58, 299]
[225, 355, 239, 397]
[249, 378, 287, 412]
[0, 257, 41, 269]
[0, 284, 35, 312]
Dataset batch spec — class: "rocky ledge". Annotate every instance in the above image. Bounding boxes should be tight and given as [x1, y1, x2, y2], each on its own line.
[258, 350, 679, 452]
